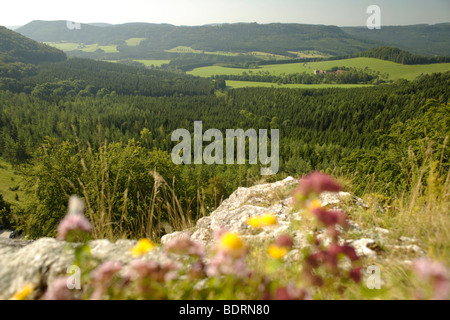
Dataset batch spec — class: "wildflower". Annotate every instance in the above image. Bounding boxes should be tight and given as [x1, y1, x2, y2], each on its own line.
[128, 260, 179, 283]
[246, 214, 277, 228]
[218, 232, 245, 257]
[295, 171, 342, 197]
[44, 277, 74, 300]
[164, 233, 204, 257]
[268, 245, 289, 259]
[10, 284, 33, 300]
[275, 285, 311, 300]
[206, 251, 249, 277]
[129, 239, 155, 258]
[307, 199, 323, 212]
[57, 196, 92, 241]
[274, 235, 294, 249]
[92, 261, 122, 284]
[311, 208, 348, 228]
[349, 267, 362, 283]
[413, 258, 450, 300]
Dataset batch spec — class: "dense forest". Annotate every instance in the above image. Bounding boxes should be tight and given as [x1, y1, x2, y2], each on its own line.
[211, 67, 385, 85]
[0, 27, 449, 240]
[350, 47, 450, 65]
[342, 23, 450, 56]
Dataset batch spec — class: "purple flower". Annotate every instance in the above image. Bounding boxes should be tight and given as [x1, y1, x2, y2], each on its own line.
[312, 208, 348, 228]
[295, 172, 342, 197]
[275, 235, 294, 249]
[349, 267, 362, 283]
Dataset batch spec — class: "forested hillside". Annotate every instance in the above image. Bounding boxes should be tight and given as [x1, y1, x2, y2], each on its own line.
[342, 23, 450, 56]
[0, 26, 66, 64]
[350, 47, 450, 64]
[17, 21, 377, 57]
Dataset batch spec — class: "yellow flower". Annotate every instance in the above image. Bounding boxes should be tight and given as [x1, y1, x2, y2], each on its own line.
[11, 284, 34, 300]
[268, 245, 288, 260]
[219, 232, 244, 256]
[307, 199, 323, 211]
[129, 238, 155, 257]
[246, 214, 277, 228]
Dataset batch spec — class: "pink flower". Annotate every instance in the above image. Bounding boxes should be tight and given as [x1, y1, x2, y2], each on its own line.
[295, 172, 342, 197]
[164, 233, 205, 257]
[90, 261, 122, 300]
[413, 258, 450, 300]
[92, 261, 122, 285]
[275, 285, 311, 300]
[312, 208, 348, 228]
[57, 196, 92, 241]
[44, 277, 75, 300]
[206, 251, 249, 278]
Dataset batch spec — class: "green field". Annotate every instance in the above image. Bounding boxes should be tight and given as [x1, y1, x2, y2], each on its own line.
[188, 63, 312, 77]
[135, 59, 171, 67]
[45, 42, 119, 53]
[189, 57, 450, 82]
[225, 81, 373, 89]
[308, 58, 450, 81]
[125, 38, 146, 46]
[0, 159, 27, 206]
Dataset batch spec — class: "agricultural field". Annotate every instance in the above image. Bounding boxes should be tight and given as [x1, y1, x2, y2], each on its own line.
[134, 60, 171, 67]
[125, 37, 146, 46]
[189, 57, 450, 82]
[188, 63, 313, 77]
[45, 42, 118, 53]
[166, 46, 293, 59]
[308, 58, 450, 81]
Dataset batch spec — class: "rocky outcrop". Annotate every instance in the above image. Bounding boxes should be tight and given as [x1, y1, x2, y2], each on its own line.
[0, 177, 423, 299]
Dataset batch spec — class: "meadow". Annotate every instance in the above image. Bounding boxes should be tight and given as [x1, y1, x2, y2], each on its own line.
[0, 159, 26, 206]
[45, 42, 118, 53]
[189, 57, 450, 82]
[134, 60, 171, 67]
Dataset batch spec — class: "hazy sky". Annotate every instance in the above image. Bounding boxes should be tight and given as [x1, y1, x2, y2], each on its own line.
[1, 0, 449, 27]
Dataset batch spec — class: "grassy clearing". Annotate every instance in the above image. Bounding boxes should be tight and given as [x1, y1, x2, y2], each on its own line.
[188, 63, 312, 77]
[44, 42, 118, 53]
[125, 38, 146, 46]
[226, 80, 373, 89]
[134, 59, 171, 67]
[0, 158, 27, 207]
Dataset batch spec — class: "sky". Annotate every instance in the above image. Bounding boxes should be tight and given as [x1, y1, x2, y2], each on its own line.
[1, 0, 449, 27]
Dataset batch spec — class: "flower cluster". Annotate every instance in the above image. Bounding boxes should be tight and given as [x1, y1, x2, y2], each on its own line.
[412, 258, 450, 300]
[294, 172, 361, 286]
[268, 235, 294, 260]
[246, 214, 277, 228]
[57, 196, 92, 241]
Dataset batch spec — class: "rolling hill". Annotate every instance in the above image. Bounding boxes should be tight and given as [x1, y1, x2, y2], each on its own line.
[0, 26, 66, 64]
[16, 20, 378, 57]
[342, 23, 450, 56]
